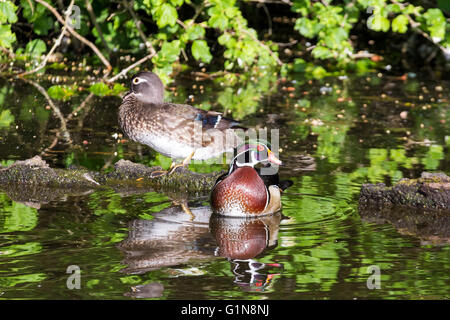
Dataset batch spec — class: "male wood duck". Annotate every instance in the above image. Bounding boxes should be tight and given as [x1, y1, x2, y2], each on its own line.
[210, 141, 293, 217]
[119, 71, 244, 176]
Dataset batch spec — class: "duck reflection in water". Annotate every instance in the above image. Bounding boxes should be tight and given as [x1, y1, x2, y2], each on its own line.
[117, 203, 286, 296]
[117, 204, 215, 275]
[209, 213, 285, 292]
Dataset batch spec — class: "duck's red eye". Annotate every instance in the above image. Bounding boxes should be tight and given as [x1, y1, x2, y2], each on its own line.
[257, 145, 264, 152]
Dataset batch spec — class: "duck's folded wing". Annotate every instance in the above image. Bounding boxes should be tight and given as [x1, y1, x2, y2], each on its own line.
[195, 110, 244, 131]
[162, 103, 244, 130]
[155, 103, 244, 148]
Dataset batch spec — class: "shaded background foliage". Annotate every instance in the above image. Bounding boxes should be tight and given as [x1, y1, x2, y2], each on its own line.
[0, 0, 449, 84]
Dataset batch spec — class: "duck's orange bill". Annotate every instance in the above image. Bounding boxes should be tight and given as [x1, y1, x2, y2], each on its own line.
[268, 150, 282, 165]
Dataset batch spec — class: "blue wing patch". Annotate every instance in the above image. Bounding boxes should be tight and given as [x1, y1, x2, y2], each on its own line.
[194, 112, 242, 130]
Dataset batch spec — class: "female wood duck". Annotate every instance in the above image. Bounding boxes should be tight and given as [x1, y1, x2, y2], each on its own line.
[210, 141, 293, 217]
[119, 71, 244, 175]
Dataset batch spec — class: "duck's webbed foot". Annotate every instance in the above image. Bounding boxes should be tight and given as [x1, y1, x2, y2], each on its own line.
[150, 169, 168, 178]
[168, 151, 195, 175]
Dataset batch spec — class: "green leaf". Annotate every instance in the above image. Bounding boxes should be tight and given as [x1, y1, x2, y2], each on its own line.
[21, 0, 47, 22]
[218, 33, 236, 47]
[293, 58, 308, 72]
[153, 40, 181, 68]
[294, 17, 317, 38]
[312, 46, 333, 59]
[368, 14, 390, 32]
[89, 83, 111, 96]
[191, 40, 213, 63]
[25, 39, 47, 57]
[0, 109, 14, 127]
[88, 83, 126, 97]
[47, 85, 76, 101]
[111, 83, 128, 96]
[208, 6, 228, 31]
[48, 62, 66, 70]
[0, 24, 16, 48]
[0, 0, 18, 23]
[323, 28, 348, 49]
[292, 0, 311, 16]
[32, 14, 54, 36]
[185, 24, 205, 41]
[392, 15, 408, 33]
[155, 3, 177, 28]
[170, 0, 184, 6]
[423, 8, 445, 42]
[387, 4, 402, 14]
[311, 66, 327, 79]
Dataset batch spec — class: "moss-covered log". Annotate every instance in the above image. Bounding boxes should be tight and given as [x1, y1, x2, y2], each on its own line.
[359, 172, 450, 212]
[0, 156, 223, 197]
[359, 172, 450, 244]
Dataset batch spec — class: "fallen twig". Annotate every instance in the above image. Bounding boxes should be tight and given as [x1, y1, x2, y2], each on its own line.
[85, 0, 112, 54]
[241, 29, 282, 66]
[35, 0, 112, 72]
[67, 92, 95, 121]
[107, 52, 157, 83]
[17, 0, 74, 77]
[20, 79, 72, 154]
[122, 0, 156, 55]
[390, 0, 449, 58]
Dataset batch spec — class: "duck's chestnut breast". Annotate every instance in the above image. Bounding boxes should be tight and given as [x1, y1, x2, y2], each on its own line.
[211, 166, 268, 215]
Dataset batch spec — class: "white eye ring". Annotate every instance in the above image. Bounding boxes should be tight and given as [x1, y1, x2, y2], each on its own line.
[133, 77, 148, 85]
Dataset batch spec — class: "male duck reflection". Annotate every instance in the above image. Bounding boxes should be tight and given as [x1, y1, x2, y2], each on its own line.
[119, 71, 244, 176]
[211, 141, 293, 216]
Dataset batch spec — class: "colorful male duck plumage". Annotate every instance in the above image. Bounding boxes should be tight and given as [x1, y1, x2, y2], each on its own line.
[211, 142, 293, 216]
[119, 71, 244, 175]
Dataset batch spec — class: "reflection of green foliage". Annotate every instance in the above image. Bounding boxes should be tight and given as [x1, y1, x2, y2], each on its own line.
[216, 71, 276, 119]
[421, 145, 444, 170]
[0, 273, 47, 288]
[0, 242, 42, 257]
[0, 86, 14, 128]
[366, 148, 404, 183]
[141, 192, 171, 215]
[0, 109, 14, 127]
[87, 189, 171, 220]
[291, 241, 344, 291]
[313, 125, 349, 164]
[0, 194, 38, 233]
[119, 275, 142, 285]
[0, 159, 14, 167]
[88, 190, 128, 216]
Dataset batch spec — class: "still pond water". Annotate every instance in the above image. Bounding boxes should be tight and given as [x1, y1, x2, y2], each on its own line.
[0, 72, 449, 299]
